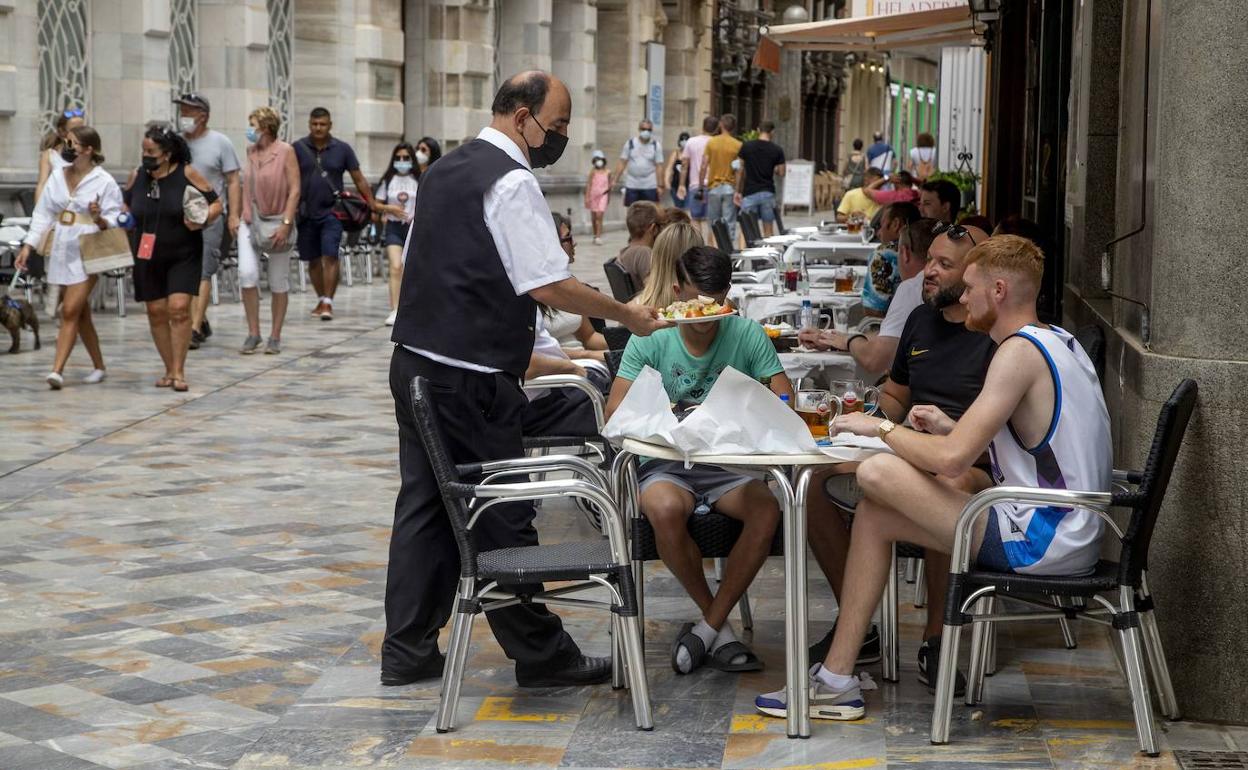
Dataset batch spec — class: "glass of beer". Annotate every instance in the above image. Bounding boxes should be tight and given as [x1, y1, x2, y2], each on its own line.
[834, 267, 855, 293]
[795, 389, 841, 437]
[828, 379, 882, 416]
[846, 213, 864, 234]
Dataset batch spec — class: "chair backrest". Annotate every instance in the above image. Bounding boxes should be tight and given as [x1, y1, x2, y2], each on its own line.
[604, 349, 626, 379]
[739, 211, 763, 246]
[773, 205, 786, 235]
[14, 189, 35, 217]
[603, 258, 637, 303]
[408, 377, 479, 575]
[711, 219, 734, 253]
[1074, 324, 1106, 383]
[602, 325, 633, 352]
[1116, 379, 1199, 585]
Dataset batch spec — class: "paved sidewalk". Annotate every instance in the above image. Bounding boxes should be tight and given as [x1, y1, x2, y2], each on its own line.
[0, 225, 1242, 769]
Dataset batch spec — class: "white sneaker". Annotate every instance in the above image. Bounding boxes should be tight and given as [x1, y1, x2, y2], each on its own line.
[593, 236, 603, 245]
[82, 369, 106, 384]
[46, 372, 63, 390]
[385, 310, 397, 326]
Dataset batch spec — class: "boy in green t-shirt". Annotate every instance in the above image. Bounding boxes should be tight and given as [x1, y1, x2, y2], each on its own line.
[607, 245, 793, 675]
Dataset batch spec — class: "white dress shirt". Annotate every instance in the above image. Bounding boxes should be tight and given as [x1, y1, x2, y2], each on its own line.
[24, 165, 124, 286]
[405, 126, 573, 373]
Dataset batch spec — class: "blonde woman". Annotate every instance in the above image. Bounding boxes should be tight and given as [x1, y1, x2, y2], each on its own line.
[633, 222, 703, 309]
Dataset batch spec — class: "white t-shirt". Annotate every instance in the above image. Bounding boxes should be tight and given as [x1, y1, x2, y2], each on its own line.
[377, 173, 418, 222]
[619, 136, 663, 189]
[682, 134, 711, 190]
[878, 273, 924, 338]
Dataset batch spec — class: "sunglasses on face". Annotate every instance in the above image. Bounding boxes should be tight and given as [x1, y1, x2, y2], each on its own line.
[63, 108, 85, 119]
[932, 221, 978, 246]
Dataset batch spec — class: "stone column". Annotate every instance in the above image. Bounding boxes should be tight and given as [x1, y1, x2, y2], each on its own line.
[403, 0, 495, 150]
[551, 0, 596, 185]
[764, 50, 801, 164]
[197, 0, 270, 161]
[353, 0, 406, 174]
[0, 0, 41, 186]
[496, 0, 551, 83]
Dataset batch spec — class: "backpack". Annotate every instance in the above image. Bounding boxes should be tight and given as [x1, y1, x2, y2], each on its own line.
[913, 148, 937, 182]
[843, 153, 866, 190]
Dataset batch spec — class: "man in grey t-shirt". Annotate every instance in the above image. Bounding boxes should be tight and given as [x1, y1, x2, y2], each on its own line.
[610, 119, 664, 207]
[175, 93, 241, 348]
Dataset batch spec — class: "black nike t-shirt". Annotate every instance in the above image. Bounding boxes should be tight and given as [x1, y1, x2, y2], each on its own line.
[890, 303, 995, 420]
[739, 139, 786, 195]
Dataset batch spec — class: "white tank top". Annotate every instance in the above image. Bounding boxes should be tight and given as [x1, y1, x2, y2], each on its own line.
[986, 324, 1112, 575]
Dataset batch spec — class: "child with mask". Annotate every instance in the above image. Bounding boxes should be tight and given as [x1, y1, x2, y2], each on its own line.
[375, 142, 420, 326]
[584, 149, 611, 245]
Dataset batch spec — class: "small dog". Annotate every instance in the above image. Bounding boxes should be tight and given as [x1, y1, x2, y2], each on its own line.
[1, 295, 40, 353]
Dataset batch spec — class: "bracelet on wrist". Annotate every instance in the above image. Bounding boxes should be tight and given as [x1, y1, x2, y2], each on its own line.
[846, 333, 867, 352]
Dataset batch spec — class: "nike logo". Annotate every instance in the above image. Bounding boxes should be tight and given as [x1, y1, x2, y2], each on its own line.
[910, 347, 930, 357]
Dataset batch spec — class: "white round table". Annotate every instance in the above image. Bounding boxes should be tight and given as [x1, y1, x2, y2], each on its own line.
[616, 437, 843, 739]
[729, 286, 863, 323]
[784, 239, 876, 265]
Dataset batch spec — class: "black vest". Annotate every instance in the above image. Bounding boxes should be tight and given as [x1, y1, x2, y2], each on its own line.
[392, 140, 536, 378]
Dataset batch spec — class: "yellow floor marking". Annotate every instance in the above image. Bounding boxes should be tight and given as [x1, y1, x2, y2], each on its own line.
[473, 696, 574, 723]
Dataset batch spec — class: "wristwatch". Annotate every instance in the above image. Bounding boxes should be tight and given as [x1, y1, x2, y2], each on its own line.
[281, 217, 292, 226]
[877, 419, 897, 440]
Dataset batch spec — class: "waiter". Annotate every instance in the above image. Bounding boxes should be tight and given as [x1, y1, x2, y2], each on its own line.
[383, 71, 667, 688]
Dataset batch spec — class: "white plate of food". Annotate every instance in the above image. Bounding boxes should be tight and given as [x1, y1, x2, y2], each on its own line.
[660, 296, 738, 323]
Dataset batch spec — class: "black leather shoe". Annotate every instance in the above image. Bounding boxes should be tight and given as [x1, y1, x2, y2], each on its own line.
[201, 319, 213, 339]
[515, 654, 611, 688]
[380, 652, 445, 686]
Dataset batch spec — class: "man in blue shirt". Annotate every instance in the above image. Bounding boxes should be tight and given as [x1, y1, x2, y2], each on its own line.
[293, 107, 377, 321]
[866, 131, 896, 173]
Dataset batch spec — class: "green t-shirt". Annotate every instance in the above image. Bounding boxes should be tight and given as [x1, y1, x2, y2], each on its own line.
[617, 315, 785, 404]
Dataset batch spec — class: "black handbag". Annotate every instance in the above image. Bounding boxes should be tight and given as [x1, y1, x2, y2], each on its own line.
[310, 148, 370, 232]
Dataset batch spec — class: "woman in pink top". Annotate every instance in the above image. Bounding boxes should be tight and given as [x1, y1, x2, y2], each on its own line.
[584, 150, 611, 245]
[238, 107, 301, 355]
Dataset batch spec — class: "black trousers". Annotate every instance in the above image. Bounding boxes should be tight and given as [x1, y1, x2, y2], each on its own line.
[382, 347, 580, 674]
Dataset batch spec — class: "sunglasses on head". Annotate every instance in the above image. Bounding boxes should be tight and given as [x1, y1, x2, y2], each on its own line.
[63, 109, 84, 119]
[932, 221, 978, 246]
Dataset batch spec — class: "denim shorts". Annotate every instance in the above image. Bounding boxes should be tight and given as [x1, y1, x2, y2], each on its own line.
[296, 213, 344, 261]
[688, 188, 709, 220]
[623, 188, 659, 206]
[200, 218, 224, 278]
[383, 220, 410, 248]
[741, 191, 777, 222]
[638, 461, 755, 513]
[706, 183, 737, 228]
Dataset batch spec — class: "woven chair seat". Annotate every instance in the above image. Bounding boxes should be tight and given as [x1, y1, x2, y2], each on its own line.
[630, 512, 783, 562]
[962, 559, 1120, 599]
[477, 540, 620, 584]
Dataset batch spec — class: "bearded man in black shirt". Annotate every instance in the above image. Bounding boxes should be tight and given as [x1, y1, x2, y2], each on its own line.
[805, 223, 993, 695]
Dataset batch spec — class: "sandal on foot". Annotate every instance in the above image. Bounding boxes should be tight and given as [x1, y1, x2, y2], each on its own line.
[670, 622, 708, 675]
[707, 640, 764, 673]
[155, 376, 174, 388]
[172, 378, 189, 392]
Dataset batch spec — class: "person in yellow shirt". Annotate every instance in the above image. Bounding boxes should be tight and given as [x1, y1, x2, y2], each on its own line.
[700, 113, 743, 242]
[836, 167, 884, 224]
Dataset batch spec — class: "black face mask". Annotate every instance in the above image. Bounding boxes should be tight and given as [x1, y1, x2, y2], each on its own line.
[523, 114, 567, 169]
[61, 146, 78, 163]
[141, 156, 162, 173]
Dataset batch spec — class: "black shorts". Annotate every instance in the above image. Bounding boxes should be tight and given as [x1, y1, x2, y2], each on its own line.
[133, 253, 202, 303]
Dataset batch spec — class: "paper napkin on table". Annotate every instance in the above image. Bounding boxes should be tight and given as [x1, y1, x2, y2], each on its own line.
[602, 366, 679, 446]
[817, 432, 892, 462]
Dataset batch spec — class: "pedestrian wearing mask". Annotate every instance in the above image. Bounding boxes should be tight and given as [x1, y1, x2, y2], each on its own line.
[611, 119, 664, 206]
[375, 142, 420, 327]
[17, 125, 122, 389]
[237, 107, 300, 355]
[415, 137, 441, 176]
[665, 131, 690, 210]
[125, 125, 223, 392]
[382, 70, 669, 689]
[36, 109, 86, 203]
[174, 93, 240, 350]
[584, 149, 610, 245]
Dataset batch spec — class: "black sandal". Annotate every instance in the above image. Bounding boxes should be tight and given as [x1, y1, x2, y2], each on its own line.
[707, 640, 764, 673]
[670, 622, 708, 675]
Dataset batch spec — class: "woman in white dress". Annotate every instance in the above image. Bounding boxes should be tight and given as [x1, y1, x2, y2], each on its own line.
[35, 109, 85, 203]
[16, 126, 124, 389]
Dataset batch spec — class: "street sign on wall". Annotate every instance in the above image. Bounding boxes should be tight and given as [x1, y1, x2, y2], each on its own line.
[646, 42, 665, 134]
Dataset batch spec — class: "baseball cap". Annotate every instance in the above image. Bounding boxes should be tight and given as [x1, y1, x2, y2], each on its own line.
[591, 149, 606, 160]
[173, 92, 210, 112]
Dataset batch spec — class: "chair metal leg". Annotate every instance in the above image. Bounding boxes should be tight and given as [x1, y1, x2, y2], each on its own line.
[966, 596, 994, 705]
[210, 274, 219, 305]
[343, 250, 354, 287]
[914, 558, 927, 608]
[619, 612, 654, 730]
[737, 590, 754, 631]
[984, 621, 998, 676]
[364, 247, 374, 284]
[904, 556, 917, 584]
[610, 613, 625, 690]
[1119, 617, 1160, 756]
[929, 621, 964, 744]
[1054, 596, 1078, 649]
[880, 544, 900, 682]
[115, 274, 127, 317]
[1137, 581, 1180, 720]
[434, 588, 477, 733]
[299, 260, 307, 292]
[632, 559, 646, 650]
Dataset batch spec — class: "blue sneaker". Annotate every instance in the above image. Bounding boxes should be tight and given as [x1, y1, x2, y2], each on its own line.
[755, 667, 867, 721]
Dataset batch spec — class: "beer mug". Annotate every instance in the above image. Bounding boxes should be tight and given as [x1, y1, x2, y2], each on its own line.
[828, 379, 881, 416]
[834, 266, 855, 293]
[794, 388, 843, 438]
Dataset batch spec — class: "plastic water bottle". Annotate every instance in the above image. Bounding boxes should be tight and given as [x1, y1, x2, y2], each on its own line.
[771, 264, 784, 296]
[779, 393, 792, 410]
[798, 299, 816, 332]
[116, 211, 135, 230]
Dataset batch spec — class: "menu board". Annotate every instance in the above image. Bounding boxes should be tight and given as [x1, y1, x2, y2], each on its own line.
[783, 160, 814, 214]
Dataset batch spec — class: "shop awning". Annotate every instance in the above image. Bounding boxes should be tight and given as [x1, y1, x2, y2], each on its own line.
[761, 6, 982, 53]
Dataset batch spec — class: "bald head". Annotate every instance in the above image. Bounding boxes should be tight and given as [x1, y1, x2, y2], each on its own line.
[489, 70, 572, 167]
[923, 225, 990, 309]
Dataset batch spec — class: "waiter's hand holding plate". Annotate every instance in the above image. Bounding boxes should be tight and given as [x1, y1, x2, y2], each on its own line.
[621, 303, 674, 336]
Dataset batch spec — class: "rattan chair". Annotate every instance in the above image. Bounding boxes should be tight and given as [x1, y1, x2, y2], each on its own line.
[603, 258, 638, 303]
[930, 379, 1197, 757]
[408, 377, 652, 733]
[738, 210, 764, 247]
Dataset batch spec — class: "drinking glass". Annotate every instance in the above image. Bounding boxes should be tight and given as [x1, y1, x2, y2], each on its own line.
[827, 379, 882, 417]
[834, 266, 855, 293]
[795, 389, 842, 437]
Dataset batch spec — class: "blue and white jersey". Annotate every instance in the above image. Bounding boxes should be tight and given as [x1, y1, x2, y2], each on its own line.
[986, 324, 1112, 575]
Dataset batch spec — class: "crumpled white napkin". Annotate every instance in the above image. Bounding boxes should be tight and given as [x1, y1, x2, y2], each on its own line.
[817, 432, 892, 462]
[601, 366, 679, 447]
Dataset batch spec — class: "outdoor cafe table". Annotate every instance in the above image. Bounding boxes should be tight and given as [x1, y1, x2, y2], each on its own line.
[617, 436, 844, 739]
[778, 349, 858, 382]
[783, 239, 876, 265]
[728, 285, 862, 323]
